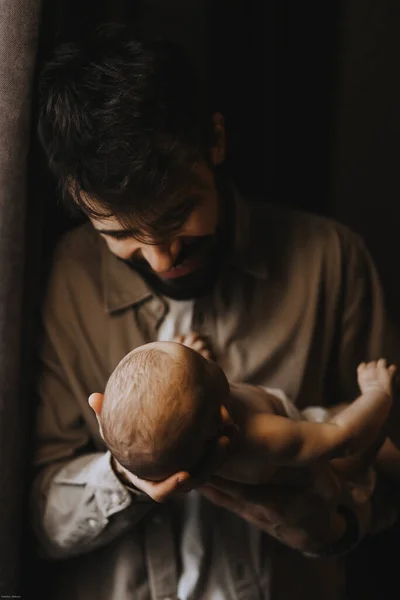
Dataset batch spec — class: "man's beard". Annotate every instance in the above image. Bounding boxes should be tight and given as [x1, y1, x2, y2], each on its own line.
[121, 174, 234, 301]
[123, 233, 224, 300]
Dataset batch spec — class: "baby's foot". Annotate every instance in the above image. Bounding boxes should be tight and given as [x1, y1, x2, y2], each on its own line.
[173, 333, 212, 359]
[357, 359, 396, 396]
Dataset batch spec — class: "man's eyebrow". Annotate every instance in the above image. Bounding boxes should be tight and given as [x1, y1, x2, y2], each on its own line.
[95, 197, 200, 238]
[96, 228, 140, 237]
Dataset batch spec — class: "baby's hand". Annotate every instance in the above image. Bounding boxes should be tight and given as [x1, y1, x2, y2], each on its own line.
[173, 333, 212, 360]
[357, 359, 396, 396]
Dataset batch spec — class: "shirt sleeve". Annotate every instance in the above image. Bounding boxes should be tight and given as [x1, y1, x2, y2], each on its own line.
[334, 228, 400, 535]
[336, 229, 400, 401]
[32, 450, 153, 560]
[31, 253, 154, 560]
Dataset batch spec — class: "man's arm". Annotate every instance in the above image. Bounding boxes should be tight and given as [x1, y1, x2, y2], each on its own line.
[333, 229, 400, 535]
[199, 228, 400, 556]
[31, 331, 155, 560]
[30, 236, 158, 561]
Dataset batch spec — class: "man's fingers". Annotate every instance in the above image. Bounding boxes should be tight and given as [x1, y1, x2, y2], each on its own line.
[206, 476, 313, 516]
[200, 485, 245, 513]
[129, 471, 191, 503]
[207, 476, 248, 500]
[200, 485, 275, 530]
[206, 476, 281, 507]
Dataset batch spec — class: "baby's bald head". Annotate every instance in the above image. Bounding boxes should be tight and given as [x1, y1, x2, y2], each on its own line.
[101, 341, 229, 481]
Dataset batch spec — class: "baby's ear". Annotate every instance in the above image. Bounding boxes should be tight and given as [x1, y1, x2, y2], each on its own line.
[89, 393, 104, 416]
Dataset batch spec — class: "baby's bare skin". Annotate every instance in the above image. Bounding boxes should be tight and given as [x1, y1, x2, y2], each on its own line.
[173, 333, 212, 359]
[175, 334, 395, 485]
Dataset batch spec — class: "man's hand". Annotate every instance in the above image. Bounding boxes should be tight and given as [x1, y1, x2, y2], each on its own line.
[88, 393, 238, 503]
[111, 456, 193, 502]
[88, 393, 190, 501]
[116, 427, 235, 502]
[199, 464, 366, 555]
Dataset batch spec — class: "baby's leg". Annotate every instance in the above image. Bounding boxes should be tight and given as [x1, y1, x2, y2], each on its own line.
[173, 333, 212, 359]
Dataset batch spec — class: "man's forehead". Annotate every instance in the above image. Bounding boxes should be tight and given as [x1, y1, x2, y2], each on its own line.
[90, 199, 191, 234]
[85, 161, 213, 229]
[90, 190, 206, 234]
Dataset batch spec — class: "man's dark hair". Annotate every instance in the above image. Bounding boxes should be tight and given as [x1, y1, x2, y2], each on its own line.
[38, 25, 214, 238]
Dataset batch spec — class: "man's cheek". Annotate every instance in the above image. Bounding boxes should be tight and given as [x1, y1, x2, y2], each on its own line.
[183, 217, 217, 237]
[106, 240, 132, 260]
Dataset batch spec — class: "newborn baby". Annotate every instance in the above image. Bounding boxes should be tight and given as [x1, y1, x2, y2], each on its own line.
[99, 337, 395, 484]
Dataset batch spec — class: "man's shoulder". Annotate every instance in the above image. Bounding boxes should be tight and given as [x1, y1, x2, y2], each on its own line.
[45, 222, 104, 314]
[53, 222, 100, 269]
[245, 200, 365, 264]
[247, 200, 359, 241]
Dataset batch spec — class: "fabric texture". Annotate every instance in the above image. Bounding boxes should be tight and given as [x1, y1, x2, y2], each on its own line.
[0, 0, 42, 594]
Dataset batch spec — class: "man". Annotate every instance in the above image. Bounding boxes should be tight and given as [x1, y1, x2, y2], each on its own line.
[32, 26, 400, 600]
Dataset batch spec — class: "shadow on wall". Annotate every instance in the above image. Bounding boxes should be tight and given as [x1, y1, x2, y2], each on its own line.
[331, 1, 400, 328]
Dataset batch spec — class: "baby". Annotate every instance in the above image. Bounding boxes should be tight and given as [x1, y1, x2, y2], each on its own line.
[99, 337, 396, 485]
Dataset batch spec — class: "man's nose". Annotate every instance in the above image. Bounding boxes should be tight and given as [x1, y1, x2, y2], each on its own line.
[141, 240, 181, 273]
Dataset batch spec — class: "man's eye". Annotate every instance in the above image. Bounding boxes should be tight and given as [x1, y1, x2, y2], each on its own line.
[101, 232, 132, 241]
[113, 233, 131, 240]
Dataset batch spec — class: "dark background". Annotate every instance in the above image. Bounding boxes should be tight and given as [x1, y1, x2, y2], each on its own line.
[26, 1, 400, 598]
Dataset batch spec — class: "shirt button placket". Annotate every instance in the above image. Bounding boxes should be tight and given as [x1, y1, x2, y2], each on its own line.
[145, 505, 179, 600]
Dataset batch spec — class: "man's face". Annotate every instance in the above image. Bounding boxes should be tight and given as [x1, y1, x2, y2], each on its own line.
[90, 163, 225, 300]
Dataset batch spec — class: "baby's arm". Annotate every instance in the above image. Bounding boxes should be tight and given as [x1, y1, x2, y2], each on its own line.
[246, 360, 395, 465]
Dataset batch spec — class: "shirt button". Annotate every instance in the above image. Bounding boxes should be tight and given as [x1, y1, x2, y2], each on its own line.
[88, 519, 97, 529]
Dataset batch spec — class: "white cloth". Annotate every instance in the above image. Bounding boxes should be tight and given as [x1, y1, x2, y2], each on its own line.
[157, 298, 246, 600]
[157, 298, 194, 342]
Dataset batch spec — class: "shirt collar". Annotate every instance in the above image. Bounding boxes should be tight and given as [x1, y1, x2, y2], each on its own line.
[101, 188, 268, 314]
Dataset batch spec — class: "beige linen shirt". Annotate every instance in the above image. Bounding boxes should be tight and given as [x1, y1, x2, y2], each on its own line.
[31, 197, 398, 600]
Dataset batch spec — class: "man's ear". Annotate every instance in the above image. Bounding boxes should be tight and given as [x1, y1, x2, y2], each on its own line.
[210, 112, 226, 166]
[89, 393, 104, 416]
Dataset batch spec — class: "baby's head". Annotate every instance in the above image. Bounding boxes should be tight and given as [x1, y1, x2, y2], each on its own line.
[101, 341, 230, 481]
